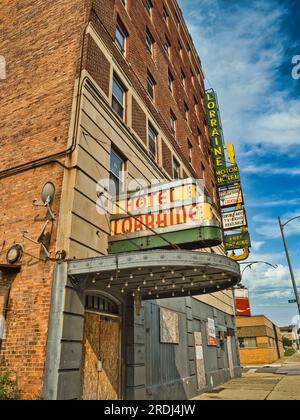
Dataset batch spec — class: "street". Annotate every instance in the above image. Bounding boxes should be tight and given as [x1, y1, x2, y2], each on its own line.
[194, 352, 300, 400]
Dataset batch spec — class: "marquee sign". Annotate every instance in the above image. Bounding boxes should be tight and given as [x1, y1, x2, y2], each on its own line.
[219, 188, 244, 208]
[109, 179, 222, 252]
[225, 232, 251, 251]
[205, 90, 226, 170]
[216, 165, 240, 187]
[222, 209, 247, 231]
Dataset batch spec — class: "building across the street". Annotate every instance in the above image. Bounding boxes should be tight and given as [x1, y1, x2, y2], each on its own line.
[0, 0, 243, 399]
[280, 326, 300, 351]
[237, 316, 284, 366]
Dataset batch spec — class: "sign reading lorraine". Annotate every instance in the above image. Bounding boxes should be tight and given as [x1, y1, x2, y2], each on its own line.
[222, 209, 247, 230]
[216, 165, 240, 187]
[219, 188, 243, 208]
[111, 202, 213, 237]
[225, 232, 251, 251]
[205, 90, 226, 170]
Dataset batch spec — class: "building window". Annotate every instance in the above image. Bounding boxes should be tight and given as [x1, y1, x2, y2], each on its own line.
[115, 20, 127, 55]
[178, 39, 183, 58]
[184, 101, 189, 122]
[146, 28, 155, 56]
[197, 128, 202, 148]
[181, 69, 186, 89]
[112, 76, 126, 120]
[170, 110, 177, 137]
[163, 5, 169, 24]
[110, 148, 125, 196]
[148, 124, 157, 161]
[168, 70, 174, 94]
[175, 12, 180, 28]
[172, 157, 180, 179]
[147, 71, 156, 101]
[165, 35, 171, 56]
[239, 337, 258, 348]
[145, 0, 153, 16]
[188, 140, 193, 165]
[194, 96, 198, 116]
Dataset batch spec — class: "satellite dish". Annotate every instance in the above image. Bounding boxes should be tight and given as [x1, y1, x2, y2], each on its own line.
[41, 182, 55, 205]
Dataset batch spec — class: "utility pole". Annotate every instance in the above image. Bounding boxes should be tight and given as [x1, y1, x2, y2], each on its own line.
[278, 216, 300, 316]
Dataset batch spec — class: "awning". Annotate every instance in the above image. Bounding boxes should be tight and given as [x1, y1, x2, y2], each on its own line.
[68, 250, 241, 300]
[0, 264, 21, 274]
[217, 325, 228, 332]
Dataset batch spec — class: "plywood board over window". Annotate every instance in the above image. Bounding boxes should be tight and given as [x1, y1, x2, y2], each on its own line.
[160, 308, 179, 344]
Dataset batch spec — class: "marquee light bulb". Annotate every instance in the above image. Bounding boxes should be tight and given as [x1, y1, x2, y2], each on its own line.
[172, 283, 176, 289]
[143, 279, 147, 285]
[161, 277, 166, 284]
[121, 288, 125, 294]
[203, 274, 207, 279]
[171, 269, 175, 275]
[150, 272, 154, 278]
[110, 276, 114, 282]
[129, 274, 134, 279]
[148, 291, 152, 296]
[125, 281, 128, 287]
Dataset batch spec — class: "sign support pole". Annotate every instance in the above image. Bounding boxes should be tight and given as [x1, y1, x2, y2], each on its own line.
[278, 217, 300, 315]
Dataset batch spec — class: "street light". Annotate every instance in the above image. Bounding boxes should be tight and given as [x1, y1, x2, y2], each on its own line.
[278, 216, 300, 315]
[239, 261, 278, 278]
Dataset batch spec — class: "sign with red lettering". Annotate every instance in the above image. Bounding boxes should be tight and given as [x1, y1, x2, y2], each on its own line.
[110, 179, 219, 240]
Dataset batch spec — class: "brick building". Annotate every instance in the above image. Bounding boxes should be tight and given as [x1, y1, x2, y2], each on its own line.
[0, 0, 241, 399]
[237, 316, 284, 365]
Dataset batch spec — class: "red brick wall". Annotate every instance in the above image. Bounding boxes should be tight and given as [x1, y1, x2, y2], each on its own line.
[86, 36, 111, 96]
[0, 0, 86, 398]
[132, 98, 147, 144]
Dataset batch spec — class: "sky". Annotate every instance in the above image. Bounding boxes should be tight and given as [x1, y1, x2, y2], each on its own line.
[178, 0, 300, 326]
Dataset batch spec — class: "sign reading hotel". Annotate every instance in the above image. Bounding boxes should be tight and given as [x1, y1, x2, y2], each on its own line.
[215, 165, 240, 187]
[222, 209, 247, 230]
[205, 90, 226, 170]
[219, 188, 244, 208]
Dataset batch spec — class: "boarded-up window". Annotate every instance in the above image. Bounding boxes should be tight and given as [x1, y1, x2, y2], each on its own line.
[132, 98, 147, 144]
[160, 308, 179, 344]
[86, 37, 111, 97]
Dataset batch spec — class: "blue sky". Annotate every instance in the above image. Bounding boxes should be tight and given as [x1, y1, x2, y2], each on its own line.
[178, 0, 300, 326]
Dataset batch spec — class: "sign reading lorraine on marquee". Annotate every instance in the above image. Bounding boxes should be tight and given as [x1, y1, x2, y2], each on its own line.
[222, 209, 247, 230]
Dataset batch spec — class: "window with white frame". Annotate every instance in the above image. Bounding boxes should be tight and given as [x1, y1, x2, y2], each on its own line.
[112, 76, 126, 120]
[148, 124, 157, 161]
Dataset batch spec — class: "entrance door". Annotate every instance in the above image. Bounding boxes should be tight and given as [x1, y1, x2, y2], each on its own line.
[81, 312, 121, 400]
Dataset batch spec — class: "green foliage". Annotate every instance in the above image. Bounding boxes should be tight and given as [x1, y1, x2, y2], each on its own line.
[0, 372, 21, 400]
[284, 349, 296, 357]
[283, 336, 293, 348]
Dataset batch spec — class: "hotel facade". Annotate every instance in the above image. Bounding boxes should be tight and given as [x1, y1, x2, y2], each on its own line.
[0, 0, 242, 400]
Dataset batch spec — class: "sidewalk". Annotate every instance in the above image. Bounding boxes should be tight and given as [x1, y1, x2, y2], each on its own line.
[193, 352, 300, 400]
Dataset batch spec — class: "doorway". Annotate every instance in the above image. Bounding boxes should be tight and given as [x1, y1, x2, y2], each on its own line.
[81, 294, 121, 400]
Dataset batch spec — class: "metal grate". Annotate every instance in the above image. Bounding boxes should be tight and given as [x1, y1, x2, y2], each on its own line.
[85, 294, 119, 316]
